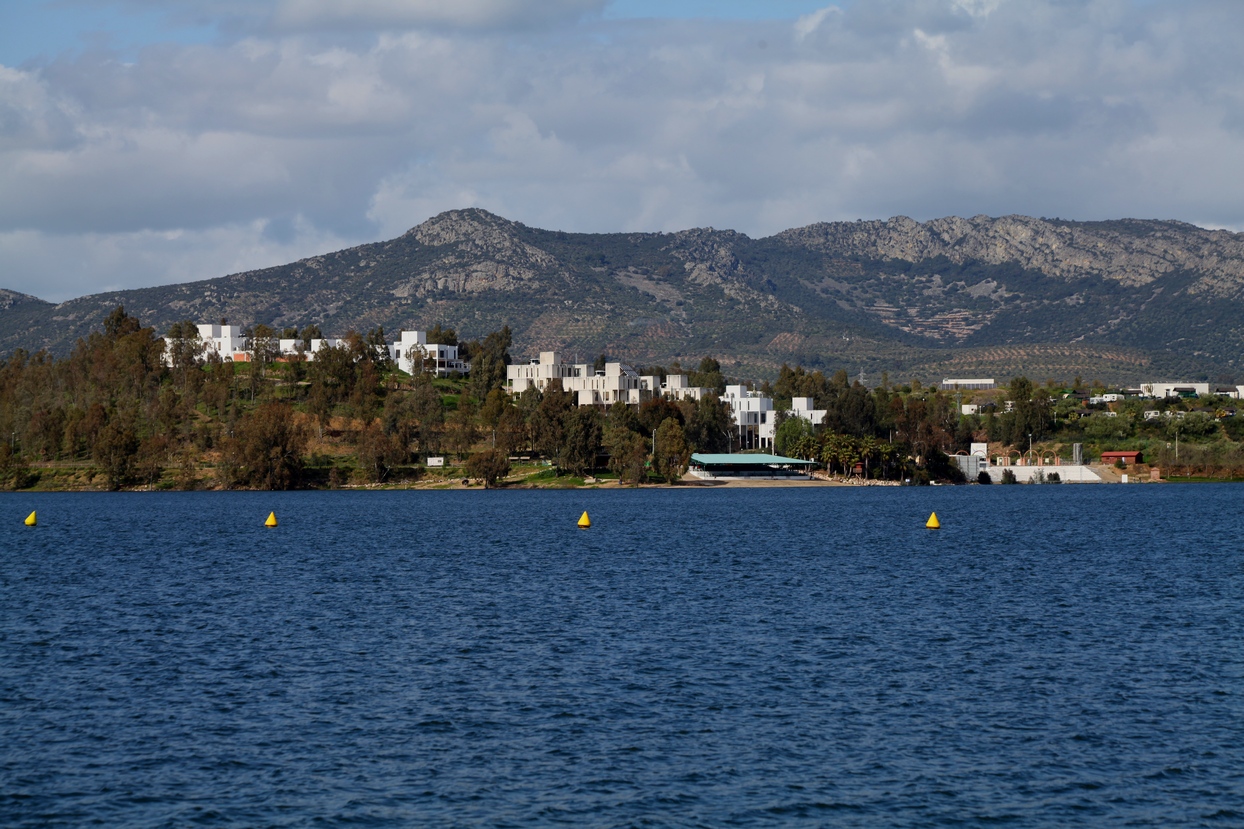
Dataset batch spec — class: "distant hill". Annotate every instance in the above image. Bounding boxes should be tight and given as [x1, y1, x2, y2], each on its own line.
[3, 209, 1243, 383]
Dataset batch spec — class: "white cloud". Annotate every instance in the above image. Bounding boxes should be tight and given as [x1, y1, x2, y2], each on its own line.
[269, 0, 607, 31]
[794, 6, 838, 40]
[1, 0, 1243, 301]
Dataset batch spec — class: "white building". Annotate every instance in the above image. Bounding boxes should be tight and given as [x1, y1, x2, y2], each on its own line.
[389, 330, 468, 377]
[197, 323, 246, 361]
[508, 352, 644, 404]
[506, 352, 712, 406]
[723, 385, 775, 449]
[790, 396, 827, 427]
[308, 337, 342, 358]
[508, 351, 578, 393]
[1140, 382, 1211, 398]
[662, 374, 711, 403]
[569, 361, 647, 406]
[941, 378, 996, 390]
[277, 338, 309, 359]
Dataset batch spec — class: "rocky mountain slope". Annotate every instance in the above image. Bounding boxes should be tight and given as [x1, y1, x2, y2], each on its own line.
[3, 209, 1242, 382]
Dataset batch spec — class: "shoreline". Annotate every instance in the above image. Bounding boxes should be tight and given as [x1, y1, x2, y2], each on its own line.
[11, 472, 1222, 493]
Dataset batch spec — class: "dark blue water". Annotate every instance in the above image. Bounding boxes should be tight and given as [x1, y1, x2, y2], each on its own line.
[2, 486, 1243, 827]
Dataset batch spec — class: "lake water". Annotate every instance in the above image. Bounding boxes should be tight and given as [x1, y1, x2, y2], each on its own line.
[2, 486, 1242, 827]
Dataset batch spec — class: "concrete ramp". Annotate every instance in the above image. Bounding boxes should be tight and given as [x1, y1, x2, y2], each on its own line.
[986, 465, 1102, 483]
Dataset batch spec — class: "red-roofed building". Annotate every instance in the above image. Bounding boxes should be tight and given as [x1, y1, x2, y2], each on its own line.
[1100, 450, 1143, 466]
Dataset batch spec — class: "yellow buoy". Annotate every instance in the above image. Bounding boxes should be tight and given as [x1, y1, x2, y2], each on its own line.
[926, 511, 940, 530]
[265, 511, 278, 528]
[577, 510, 591, 529]
[24, 510, 36, 527]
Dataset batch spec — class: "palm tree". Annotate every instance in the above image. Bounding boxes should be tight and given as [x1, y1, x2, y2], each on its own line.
[859, 435, 878, 479]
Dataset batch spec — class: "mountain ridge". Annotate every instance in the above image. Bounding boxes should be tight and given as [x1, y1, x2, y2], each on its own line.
[3, 209, 1242, 382]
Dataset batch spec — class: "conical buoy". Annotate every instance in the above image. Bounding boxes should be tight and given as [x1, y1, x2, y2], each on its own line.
[926, 511, 940, 530]
[265, 511, 278, 528]
[24, 510, 36, 527]
[577, 510, 591, 529]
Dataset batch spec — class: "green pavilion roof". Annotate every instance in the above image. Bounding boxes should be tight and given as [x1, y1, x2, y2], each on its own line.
[690, 453, 816, 467]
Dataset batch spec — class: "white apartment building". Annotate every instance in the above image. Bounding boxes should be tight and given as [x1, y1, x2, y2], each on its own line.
[389, 330, 468, 377]
[723, 385, 775, 449]
[508, 352, 581, 393]
[506, 352, 714, 407]
[508, 352, 649, 405]
[570, 362, 648, 406]
[790, 396, 827, 427]
[662, 374, 711, 403]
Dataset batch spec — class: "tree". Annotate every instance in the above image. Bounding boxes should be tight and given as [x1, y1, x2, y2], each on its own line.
[223, 402, 307, 490]
[307, 341, 355, 408]
[1008, 376, 1052, 444]
[426, 324, 457, 346]
[357, 421, 404, 482]
[446, 396, 480, 459]
[93, 417, 139, 490]
[409, 375, 445, 456]
[638, 397, 683, 436]
[366, 327, 393, 371]
[1166, 412, 1219, 440]
[165, 320, 204, 391]
[103, 306, 142, 339]
[531, 379, 572, 459]
[684, 394, 733, 453]
[466, 449, 511, 488]
[688, 356, 726, 394]
[0, 442, 33, 490]
[299, 324, 322, 349]
[559, 407, 603, 476]
[605, 426, 649, 485]
[496, 405, 526, 456]
[653, 417, 690, 483]
[775, 416, 813, 457]
[467, 326, 512, 400]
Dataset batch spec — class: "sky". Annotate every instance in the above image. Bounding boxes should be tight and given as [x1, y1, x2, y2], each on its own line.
[1, 0, 1242, 302]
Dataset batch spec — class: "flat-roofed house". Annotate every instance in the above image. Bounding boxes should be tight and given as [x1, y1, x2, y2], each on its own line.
[941, 378, 995, 390]
[723, 385, 775, 450]
[197, 323, 246, 361]
[790, 397, 827, 427]
[390, 330, 468, 377]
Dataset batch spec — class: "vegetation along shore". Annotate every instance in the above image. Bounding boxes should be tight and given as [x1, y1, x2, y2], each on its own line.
[1, 307, 1242, 493]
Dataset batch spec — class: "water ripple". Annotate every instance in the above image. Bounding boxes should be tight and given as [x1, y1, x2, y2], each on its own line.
[2, 486, 1243, 826]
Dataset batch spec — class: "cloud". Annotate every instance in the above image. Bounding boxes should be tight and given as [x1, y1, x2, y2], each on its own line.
[61, 0, 608, 35]
[1, 0, 1243, 301]
[268, 0, 608, 31]
[0, 219, 358, 303]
